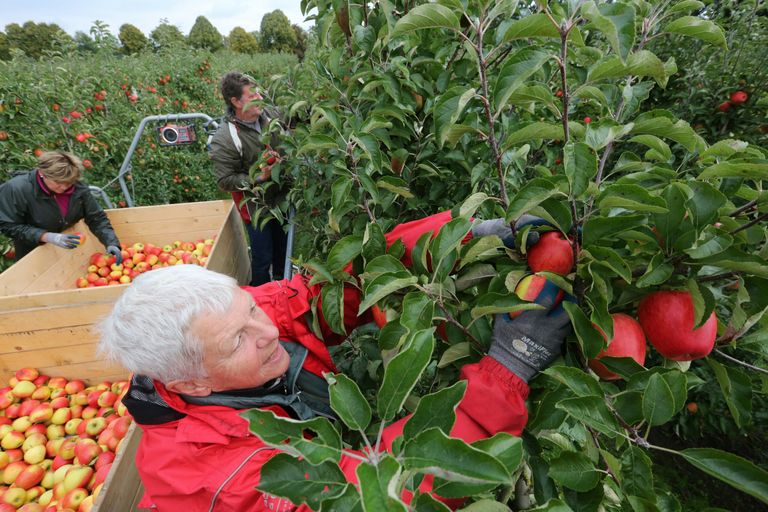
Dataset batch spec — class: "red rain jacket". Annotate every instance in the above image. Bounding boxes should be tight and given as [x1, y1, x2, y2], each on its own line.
[131, 212, 529, 511]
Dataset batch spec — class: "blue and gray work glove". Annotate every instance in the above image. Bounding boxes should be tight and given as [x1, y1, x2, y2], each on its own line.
[41, 232, 80, 249]
[471, 215, 549, 249]
[106, 245, 123, 265]
[489, 281, 572, 382]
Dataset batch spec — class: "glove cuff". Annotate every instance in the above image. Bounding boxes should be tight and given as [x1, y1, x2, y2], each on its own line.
[488, 342, 538, 382]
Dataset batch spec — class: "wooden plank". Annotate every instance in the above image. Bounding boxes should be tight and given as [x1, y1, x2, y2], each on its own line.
[93, 423, 144, 512]
[0, 303, 114, 333]
[0, 342, 107, 373]
[206, 204, 251, 285]
[0, 325, 98, 354]
[0, 358, 128, 383]
[0, 286, 120, 310]
[105, 200, 229, 225]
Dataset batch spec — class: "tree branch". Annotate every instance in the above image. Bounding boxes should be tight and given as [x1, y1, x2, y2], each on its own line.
[714, 349, 768, 375]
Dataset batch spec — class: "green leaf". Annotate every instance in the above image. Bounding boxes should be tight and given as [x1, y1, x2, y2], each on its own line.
[404, 381, 467, 439]
[686, 181, 726, 226]
[241, 409, 342, 464]
[377, 329, 435, 421]
[582, 215, 646, 246]
[562, 302, 607, 360]
[298, 134, 342, 154]
[257, 454, 347, 510]
[377, 176, 414, 199]
[697, 248, 768, 278]
[636, 253, 674, 287]
[556, 396, 622, 437]
[365, 254, 408, 276]
[707, 359, 752, 429]
[357, 456, 408, 512]
[331, 176, 353, 211]
[597, 184, 668, 214]
[581, 1, 636, 61]
[471, 292, 537, 319]
[563, 142, 597, 199]
[631, 115, 698, 152]
[321, 281, 346, 335]
[460, 192, 490, 218]
[458, 499, 513, 511]
[664, 16, 727, 49]
[506, 178, 566, 221]
[351, 133, 383, 169]
[684, 227, 732, 259]
[668, 1, 705, 14]
[327, 373, 372, 432]
[680, 448, 768, 504]
[403, 428, 511, 485]
[494, 48, 551, 110]
[431, 217, 472, 260]
[548, 451, 601, 491]
[460, 237, 505, 269]
[412, 492, 452, 512]
[363, 223, 387, 266]
[698, 161, 768, 180]
[327, 234, 363, 272]
[629, 135, 672, 161]
[400, 291, 435, 331]
[621, 446, 655, 500]
[543, 365, 603, 397]
[502, 13, 559, 40]
[472, 433, 524, 476]
[433, 86, 477, 148]
[391, 3, 460, 37]
[584, 122, 634, 151]
[585, 246, 632, 283]
[699, 139, 749, 160]
[359, 273, 419, 314]
[642, 373, 676, 425]
[504, 122, 564, 149]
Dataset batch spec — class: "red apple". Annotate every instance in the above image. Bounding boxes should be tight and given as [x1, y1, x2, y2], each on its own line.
[638, 290, 717, 361]
[527, 231, 574, 275]
[730, 90, 748, 104]
[588, 313, 647, 380]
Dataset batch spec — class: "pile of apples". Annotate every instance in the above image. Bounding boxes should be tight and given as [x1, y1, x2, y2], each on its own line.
[513, 230, 717, 380]
[74, 237, 216, 288]
[0, 368, 133, 511]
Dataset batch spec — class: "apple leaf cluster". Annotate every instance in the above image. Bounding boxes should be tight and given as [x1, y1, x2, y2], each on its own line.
[248, 0, 768, 509]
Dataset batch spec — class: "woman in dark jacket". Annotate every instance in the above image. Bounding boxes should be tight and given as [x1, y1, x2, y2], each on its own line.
[0, 150, 122, 262]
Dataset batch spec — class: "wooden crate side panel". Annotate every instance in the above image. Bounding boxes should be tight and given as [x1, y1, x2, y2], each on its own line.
[0, 285, 121, 311]
[93, 423, 144, 512]
[104, 200, 229, 225]
[0, 200, 232, 296]
[0, 302, 114, 333]
[205, 205, 251, 285]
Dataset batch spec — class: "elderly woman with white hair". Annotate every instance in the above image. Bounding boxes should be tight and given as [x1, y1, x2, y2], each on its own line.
[98, 212, 571, 511]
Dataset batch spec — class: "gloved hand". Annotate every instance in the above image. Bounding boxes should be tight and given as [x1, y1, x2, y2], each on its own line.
[41, 232, 80, 249]
[489, 280, 572, 382]
[471, 215, 549, 249]
[106, 245, 123, 265]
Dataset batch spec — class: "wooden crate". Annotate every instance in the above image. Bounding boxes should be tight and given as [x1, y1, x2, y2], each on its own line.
[0, 199, 250, 512]
[0, 199, 250, 382]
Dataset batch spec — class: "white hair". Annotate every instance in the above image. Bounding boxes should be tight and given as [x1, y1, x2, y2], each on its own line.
[98, 265, 238, 383]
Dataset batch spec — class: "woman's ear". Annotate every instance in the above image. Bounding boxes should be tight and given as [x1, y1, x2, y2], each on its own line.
[165, 379, 212, 397]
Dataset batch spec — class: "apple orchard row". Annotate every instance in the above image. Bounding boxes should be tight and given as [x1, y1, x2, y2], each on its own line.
[0, 368, 133, 511]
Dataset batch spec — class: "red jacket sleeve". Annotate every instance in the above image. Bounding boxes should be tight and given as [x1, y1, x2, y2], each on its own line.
[311, 211, 471, 343]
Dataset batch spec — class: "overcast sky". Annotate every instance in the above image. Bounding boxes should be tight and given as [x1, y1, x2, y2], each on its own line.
[1, 0, 314, 37]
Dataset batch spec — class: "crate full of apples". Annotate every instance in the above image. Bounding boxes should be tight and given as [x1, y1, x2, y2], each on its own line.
[0, 368, 132, 511]
[75, 237, 216, 288]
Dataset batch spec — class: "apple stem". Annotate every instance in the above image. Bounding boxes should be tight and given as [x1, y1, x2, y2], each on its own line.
[713, 349, 768, 375]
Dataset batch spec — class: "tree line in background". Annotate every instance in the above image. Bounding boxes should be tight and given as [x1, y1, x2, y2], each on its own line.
[0, 10, 309, 61]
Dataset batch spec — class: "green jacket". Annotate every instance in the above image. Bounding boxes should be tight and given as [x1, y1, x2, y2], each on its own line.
[209, 112, 286, 213]
[0, 171, 120, 260]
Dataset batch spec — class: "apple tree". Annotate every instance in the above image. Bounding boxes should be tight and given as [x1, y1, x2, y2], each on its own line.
[252, 0, 768, 509]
